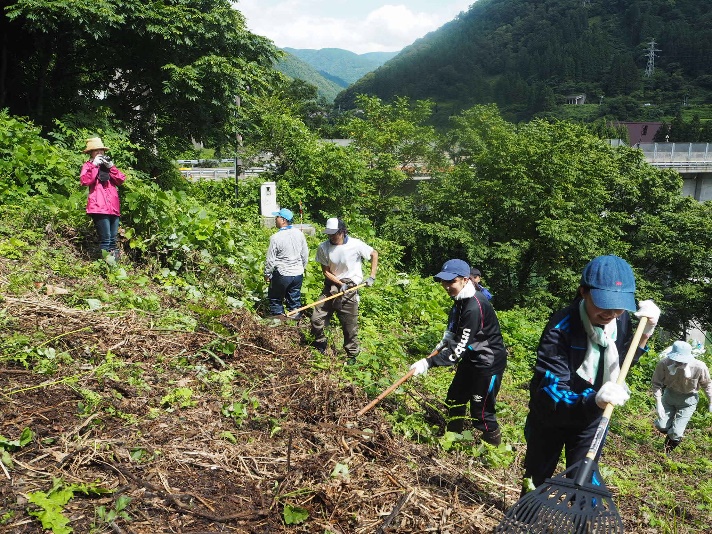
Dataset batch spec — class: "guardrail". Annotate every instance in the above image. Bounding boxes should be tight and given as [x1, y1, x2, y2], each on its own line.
[180, 167, 268, 181]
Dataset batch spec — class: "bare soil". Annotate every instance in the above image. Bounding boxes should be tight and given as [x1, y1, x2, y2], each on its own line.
[1, 295, 504, 533]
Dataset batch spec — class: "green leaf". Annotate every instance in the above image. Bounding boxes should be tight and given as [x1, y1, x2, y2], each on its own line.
[283, 504, 308, 525]
[86, 299, 102, 310]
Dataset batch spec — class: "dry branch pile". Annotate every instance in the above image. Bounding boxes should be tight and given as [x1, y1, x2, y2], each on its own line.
[1, 295, 507, 533]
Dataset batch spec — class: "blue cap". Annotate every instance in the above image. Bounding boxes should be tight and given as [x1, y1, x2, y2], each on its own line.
[580, 255, 636, 311]
[434, 259, 471, 281]
[272, 208, 294, 221]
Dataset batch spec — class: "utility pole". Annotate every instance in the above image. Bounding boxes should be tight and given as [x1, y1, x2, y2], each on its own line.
[234, 95, 243, 206]
[644, 39, 661, 78]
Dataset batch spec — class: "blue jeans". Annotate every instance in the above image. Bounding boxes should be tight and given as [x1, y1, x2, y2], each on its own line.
[91, 214, 119, 252]
[267, 272, 303, 315]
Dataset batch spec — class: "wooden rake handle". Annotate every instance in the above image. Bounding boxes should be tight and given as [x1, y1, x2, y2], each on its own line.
[357, 369, 415, 417]
[357, 350, 438, 416]
[285, 283, 367, 317]
[575, 316, 648, 486]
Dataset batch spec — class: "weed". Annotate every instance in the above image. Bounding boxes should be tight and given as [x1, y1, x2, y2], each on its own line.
[93, 495, 132, 531]
[75, 388, 104, 416]
[27, 478, 112, 534]
[0, 427, 34, 469]
[160, 387, 196, 410]
[282, 503, 309, 525]
[221, 390, 260, 427]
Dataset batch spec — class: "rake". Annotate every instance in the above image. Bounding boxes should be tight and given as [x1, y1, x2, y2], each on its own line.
[494, 317, 648, 534]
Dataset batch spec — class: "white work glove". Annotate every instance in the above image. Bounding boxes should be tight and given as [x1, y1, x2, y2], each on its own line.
[595, 381, 630, 409]
[655, 397, 665, 420]
[92, 155, 104, 166]
[364, 276, 375, 287]
[410, 358, 430, 377]
[101, 156, 114, 169]
[634, 299, 660, 336]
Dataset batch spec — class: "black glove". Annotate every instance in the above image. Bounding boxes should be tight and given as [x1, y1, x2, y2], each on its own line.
[339, 280, 356, 293]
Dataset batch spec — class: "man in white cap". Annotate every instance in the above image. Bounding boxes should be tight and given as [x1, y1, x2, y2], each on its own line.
[652, 340, 712, 452]
[264, 208, 309, 318]
[310, 218, 378, 362]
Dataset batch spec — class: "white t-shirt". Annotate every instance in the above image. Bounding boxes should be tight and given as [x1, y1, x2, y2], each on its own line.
[315, 236, 374, 284]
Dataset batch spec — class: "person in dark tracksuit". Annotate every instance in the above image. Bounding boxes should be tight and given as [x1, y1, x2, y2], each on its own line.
[522, 255, 660, 492]
[410, 259, 507, 446]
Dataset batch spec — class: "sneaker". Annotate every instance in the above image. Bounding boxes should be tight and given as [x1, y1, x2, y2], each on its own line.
[287, 311, 303, 321]
[481, 428, 502, 446]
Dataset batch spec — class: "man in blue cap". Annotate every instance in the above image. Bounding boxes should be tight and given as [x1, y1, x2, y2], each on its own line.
[264, 208, 309, 318]
[652, 340, 712, 453]
[520, 255, 661, 492]
[410, 258, 508, 446]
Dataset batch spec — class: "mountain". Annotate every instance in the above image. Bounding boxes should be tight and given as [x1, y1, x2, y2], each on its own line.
[335, 0, 712, 124]
[283, 47, 399, 87]
[274, 52, 345, 103]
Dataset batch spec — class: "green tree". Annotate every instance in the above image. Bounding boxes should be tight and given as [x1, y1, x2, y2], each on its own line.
[394, 104, 709, 324]
[341, 95, 445, 226]
[1, 0, 279, 160]
[243, 93, 367, 218]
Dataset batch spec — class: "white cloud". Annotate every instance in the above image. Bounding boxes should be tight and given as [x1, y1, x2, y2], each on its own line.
[236, 1, 473, 54]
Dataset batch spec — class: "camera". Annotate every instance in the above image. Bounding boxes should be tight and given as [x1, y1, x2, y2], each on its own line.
[99, 156, 113, 170]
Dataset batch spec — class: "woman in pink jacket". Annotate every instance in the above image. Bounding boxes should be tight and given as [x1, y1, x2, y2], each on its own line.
[80, 137, 126, 258]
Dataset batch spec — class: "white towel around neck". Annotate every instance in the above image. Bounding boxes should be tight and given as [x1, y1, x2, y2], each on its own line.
[576, 299, 621, 385]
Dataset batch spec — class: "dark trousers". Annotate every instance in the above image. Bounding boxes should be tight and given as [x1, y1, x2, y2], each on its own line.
[91, 214, 119, 252]
[310, 288, 360, 357]
[445, 360, 503, 434]
[523, 413, 606, 487]
[267, 272, 303, 315]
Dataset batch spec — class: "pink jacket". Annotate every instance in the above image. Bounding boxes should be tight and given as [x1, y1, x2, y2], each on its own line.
[80, 161, 126, 215]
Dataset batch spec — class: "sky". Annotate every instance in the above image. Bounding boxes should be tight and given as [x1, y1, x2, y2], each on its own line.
[235, 1, 474, 54]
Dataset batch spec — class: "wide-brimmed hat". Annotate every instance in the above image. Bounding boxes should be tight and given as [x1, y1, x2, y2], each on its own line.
[668, 340, 694, 363]
[434, 259, 471, 281]
[83, 137, 108, 153]
[580, 255, 636, 311]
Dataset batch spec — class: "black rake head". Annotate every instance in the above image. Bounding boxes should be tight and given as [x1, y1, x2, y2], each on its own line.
[494, 462, 624, 534]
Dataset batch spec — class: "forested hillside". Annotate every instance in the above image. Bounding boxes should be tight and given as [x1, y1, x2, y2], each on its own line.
[284, 48, 398, 87]
[336, 0, 712, 124]
[274, 52, 345, 102]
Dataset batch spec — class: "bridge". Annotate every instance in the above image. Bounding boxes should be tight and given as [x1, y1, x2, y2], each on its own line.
[639, 143, 712, 201]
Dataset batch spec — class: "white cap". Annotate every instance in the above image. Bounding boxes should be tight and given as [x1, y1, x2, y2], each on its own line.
[325, 217, 340, 234]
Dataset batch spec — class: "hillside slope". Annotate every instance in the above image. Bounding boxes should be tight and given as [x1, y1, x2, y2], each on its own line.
[284, 47, 398, 87]
[274, 52, 345, 102]
[336, 0, 712, 123]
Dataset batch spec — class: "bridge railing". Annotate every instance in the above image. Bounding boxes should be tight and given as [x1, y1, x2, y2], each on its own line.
[638, 142, 711, 163]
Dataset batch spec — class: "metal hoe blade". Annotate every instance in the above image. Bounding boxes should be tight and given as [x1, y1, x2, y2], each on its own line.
[493, 462, 624, 534]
